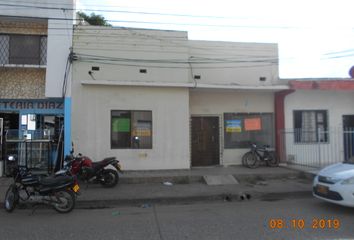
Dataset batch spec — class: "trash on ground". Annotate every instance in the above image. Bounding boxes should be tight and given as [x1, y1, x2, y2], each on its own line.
[238, 192, 252, 201]
[111, 211, 121, 216]
[141, 203, 152, 208]
[256, 181, 268, 186]
[163, 181, 173, 186]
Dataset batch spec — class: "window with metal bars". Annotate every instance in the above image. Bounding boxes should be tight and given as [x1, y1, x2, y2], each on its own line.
[293, 110, 328, 143]
[0, 34, 47, 65]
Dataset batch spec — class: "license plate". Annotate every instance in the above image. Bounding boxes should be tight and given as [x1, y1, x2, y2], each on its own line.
[73, 184, 80, 193]
[316, 184, 329, 195]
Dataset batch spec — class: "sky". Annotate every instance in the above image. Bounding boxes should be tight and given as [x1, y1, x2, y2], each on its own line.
[76, 0, 354, 79]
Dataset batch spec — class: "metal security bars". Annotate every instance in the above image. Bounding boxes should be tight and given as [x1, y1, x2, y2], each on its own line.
[279, 128, 354, 169]
[0, 34, 47, 65]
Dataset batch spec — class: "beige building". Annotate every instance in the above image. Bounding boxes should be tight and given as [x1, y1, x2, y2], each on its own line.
[72, 26, 287, 170]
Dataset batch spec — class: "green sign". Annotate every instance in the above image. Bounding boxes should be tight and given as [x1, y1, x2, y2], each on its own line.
[112, 118, 130, 132]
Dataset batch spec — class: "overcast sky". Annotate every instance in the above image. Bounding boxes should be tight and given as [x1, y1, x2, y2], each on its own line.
[76, 0, 354, 79]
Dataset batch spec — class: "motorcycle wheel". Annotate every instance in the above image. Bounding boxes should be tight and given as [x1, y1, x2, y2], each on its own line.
[266, 151, 279, 167]
[52, 190, 76, 214]
[4, 184, 19, 213]
[100, 169, 119, 188]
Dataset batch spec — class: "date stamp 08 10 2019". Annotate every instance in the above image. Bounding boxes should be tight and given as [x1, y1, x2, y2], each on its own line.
[268, 219, 340, 230]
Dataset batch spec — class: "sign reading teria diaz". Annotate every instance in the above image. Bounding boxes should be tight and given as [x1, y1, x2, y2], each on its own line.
[0, 99, 64, 110]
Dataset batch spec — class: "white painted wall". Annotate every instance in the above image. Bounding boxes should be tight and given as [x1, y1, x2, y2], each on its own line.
[0, 1, 74, 19]
[73, 26, 279, 89]
[189, 40, 279, 86]
[190, 89, 275, 165]
[71, 84, 190, 170]
[46, 19, 73, 97]
[284, 90, 354, 166]
[73, 26, 190, 85]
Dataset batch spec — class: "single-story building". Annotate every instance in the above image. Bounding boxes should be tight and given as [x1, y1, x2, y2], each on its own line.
[71, 25, 290, 170]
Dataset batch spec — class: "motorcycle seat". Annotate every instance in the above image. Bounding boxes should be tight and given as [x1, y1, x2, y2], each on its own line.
[40, 175, 73, 186]
[92, 157, 116, 169]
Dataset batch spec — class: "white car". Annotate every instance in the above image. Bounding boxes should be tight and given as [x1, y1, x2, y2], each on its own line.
[313, 159, 354, 207]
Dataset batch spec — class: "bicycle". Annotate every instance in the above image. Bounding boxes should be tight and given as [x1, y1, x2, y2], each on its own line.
[242, 143, 279, 168]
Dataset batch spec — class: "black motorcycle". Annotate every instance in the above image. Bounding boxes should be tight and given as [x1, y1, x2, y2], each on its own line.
[4, 156, 80, 213]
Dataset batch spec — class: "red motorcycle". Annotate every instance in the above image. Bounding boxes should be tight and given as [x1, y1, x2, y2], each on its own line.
[60, 151, 122, 188]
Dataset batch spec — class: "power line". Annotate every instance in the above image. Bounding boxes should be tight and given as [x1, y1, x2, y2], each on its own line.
[0, 3, 350, 30]
[79, 58, 275, 70]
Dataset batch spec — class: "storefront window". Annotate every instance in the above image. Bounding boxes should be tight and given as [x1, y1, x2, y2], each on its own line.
[224, 113, 274, 149]
[111, 110, 152, 149]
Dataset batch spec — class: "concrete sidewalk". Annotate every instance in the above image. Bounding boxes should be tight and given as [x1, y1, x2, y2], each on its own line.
[0, 165, 315, 208]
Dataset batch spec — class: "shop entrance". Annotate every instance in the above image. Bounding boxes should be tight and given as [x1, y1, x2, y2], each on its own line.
[0, 113, 19, 161]
[0, 112, 64, 175]
[191, 116, 220, 166]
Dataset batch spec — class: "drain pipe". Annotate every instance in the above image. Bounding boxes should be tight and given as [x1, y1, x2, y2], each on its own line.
[275, 90, 295, 162]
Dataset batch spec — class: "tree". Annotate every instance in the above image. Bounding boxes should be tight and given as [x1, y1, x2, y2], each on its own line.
[77, 11, 111, 26]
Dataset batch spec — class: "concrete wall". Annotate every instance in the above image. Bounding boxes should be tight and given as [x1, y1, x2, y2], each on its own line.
[0, 68, 45, 99]
[71, 84, 190, 170]
[284, 90, 354, 165]
[45, 19, 73, 97]
[190, 89, 275, 165]
[73, 26, 279, 89]
[73, 26, 190, 85]
[0, 0, 74, 98]
[0, 0, 74, 19]
[188, 41, 279, 86]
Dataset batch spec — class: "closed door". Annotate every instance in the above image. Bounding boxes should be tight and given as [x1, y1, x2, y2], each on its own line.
[191, 117, 219, 166]
[343, 115, 354, 161]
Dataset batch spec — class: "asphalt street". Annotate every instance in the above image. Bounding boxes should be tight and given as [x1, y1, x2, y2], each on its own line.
[0, 196, 353, 240]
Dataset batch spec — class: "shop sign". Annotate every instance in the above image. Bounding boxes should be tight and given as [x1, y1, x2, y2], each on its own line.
[0, 99, 64, 111]
[226, 119, 242, 133]
[244, 117, 262, 131]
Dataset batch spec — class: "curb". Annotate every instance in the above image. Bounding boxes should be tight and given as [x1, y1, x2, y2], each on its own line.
[74, 190, 313, 209]
[119, 171, 315, 185]
[0, 190, 313, 210]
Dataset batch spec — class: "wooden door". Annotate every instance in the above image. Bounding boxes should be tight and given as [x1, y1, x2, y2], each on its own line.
[191, 117, 219, 166]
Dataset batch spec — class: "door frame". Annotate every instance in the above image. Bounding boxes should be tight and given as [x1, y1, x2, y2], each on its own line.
[190, 114, 223, 167]
[342, 114, 354, 161]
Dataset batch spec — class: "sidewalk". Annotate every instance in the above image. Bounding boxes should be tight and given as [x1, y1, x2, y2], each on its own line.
[0, 165, 315, 208]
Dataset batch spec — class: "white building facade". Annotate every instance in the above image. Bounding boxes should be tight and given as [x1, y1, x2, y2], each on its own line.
[72, 26, 287, 170]
[282, 80, 354, 168]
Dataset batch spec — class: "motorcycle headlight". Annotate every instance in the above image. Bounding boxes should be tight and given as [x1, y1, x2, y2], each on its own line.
[8, 155, 15, 161]
[341, 177, 354, 185]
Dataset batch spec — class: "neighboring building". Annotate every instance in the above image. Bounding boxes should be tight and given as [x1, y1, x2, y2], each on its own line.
[279, 79, 354, 168]
[0, 1, 74, 174]
[72, 26, 287, 170]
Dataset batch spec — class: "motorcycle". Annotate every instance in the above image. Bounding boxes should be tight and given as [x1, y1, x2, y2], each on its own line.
[59, 150, 122, 188]
[4, 156, 80, 214]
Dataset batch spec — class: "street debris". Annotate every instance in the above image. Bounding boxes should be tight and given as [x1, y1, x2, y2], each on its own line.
[111, 211, 121, 216]
[162, 181, 173, 186]
[141, 203, 152, 208]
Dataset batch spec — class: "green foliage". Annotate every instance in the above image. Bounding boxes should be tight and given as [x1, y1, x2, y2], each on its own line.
[77, 11, 111, 26]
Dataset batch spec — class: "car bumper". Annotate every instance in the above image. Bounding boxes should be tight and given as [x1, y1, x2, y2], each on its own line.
[313, 177, 354, 207]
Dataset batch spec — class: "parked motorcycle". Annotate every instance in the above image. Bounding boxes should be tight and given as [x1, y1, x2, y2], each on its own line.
[4, 156, 80, 213]
[59, 151, 122, 188]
